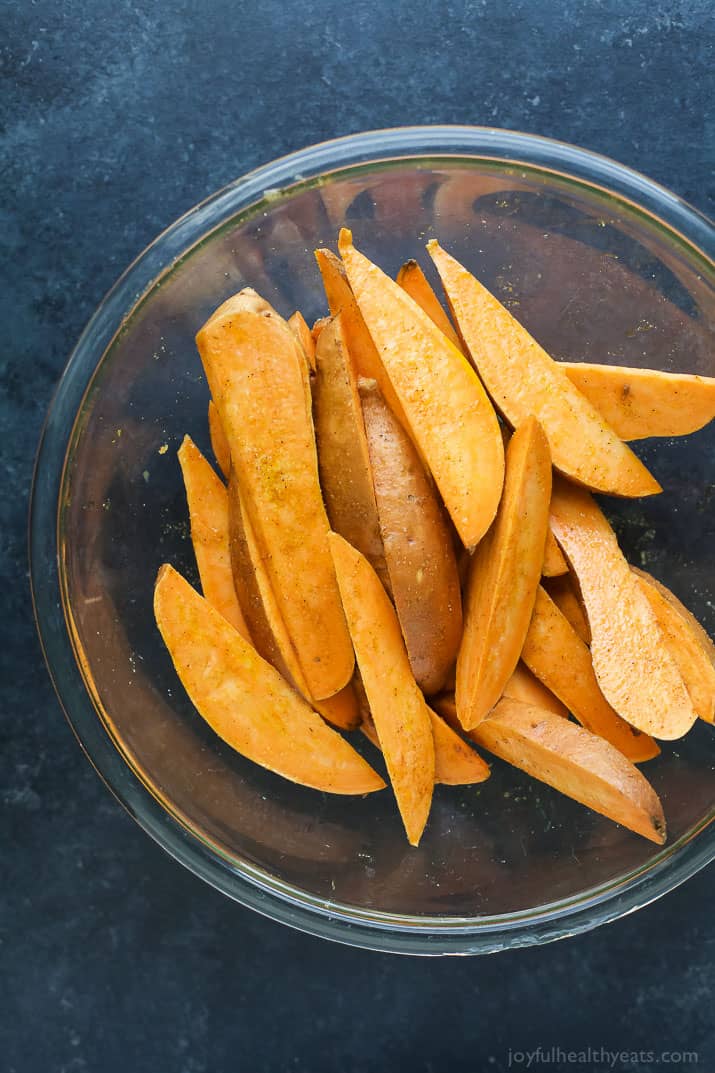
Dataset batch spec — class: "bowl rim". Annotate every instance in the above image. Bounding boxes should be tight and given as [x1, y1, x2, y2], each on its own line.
[30, 125, 715, 955]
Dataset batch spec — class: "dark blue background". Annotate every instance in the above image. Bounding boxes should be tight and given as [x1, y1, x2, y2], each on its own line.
[2, 2, 713, 1070]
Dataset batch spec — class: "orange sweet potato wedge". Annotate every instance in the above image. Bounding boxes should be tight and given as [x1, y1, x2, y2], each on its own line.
[227, 476, 359, 731]
[428, 241, 662, 498]
[314, 247, 409, 429]
[288, 310, 317, 373]
[313, 315, 388, 586]
[456, 417, 551, 728]
[178, 436, 249, 641]
[208, 400, 231, 480]
[632, 568, 715, 669]
[361, 708, 489, 786]
[329, 532, 435, 846]
[561, 362, 715, 441]
[360, 377, 462, 694]
[502, 662, 570, 719]
[543, 573, 591, 644]
[634, 569, 715, 724]
[550, 477, 697, 739]
[542, 530, 569, 577]
[522, 586, 660, 762]
[197, 300, 354, 700]
[339, 229, 505, 548]
[471, 699, 666, 844]
[154, 565, 383, 794]
[311, 315, 330, 345]
[396, 259, 463, 350]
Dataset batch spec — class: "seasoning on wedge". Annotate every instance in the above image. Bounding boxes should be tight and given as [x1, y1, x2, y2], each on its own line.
[543, 572, 591, 644]
[470, 699, 666, 844]
[522, 586, 659, 762]
[227, 476, 358, 730]
[360, 377, 462, 694]
[197, 299, 354, 700]
[549, 478, 697, 739]
[634, 569, 715, 724]
[288, 309, 317, 373]
[561, 363, 715, 441]
[328, 532, 435, 846]
[456, 417, 551, 729]
[178, 436, 249, 640]
[427, 240, 662, 498]
[361, 708, 489, 786]
[154, 565, 383, 793]
[208, 400, 231, 480]
[396, 259, 463, 350]
[339, 230, 505, 548]
[313, 315, 387, 586]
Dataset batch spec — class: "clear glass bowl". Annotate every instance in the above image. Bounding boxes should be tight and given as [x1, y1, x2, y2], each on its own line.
[30, 127, 715, 954]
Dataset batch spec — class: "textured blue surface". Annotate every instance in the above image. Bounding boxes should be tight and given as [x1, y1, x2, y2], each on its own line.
[2, 1, 714, 1070]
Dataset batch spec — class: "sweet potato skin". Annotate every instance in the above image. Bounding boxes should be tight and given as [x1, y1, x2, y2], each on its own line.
[154, 565, 384, 794]
[550, 478, 696, 739]
[208, 400, 231, 480]
[456, 417, 552, 728]
[396, 259, 463, 350]
[329, 532, 435, 846]
[471, 699, 666, 843]
[428, 241, 662, 499]
[197, 302, 353, 700]
[522, 586, 660, 762]
[561, 362, 715, 441]
[360, 377, 462, 694]
[339, 230, 505, 549]
[178, 436, 249, 640]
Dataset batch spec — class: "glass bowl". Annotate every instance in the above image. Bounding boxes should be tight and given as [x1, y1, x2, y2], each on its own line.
[30, 127, 715, 954]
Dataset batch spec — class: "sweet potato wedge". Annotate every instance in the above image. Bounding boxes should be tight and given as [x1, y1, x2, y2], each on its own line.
[360, 377, 463, 694]
[154, 565, 383, 793]
[311, 315, 331, 345]
[456, 417, 551, 728]
[329, 532, 435, 846]
[542, 531, 569, 577]
[470, 699, 666, 844]
[178, 436, 249, 640]
[550, 478, 696, 739]
[502, 662, 570, 719]
[288, 310, 317, 373]
[361, 708, 489, 786]
[561, 362, 715, 441]
[632, 568, 715, 669]
[339, 229, 505, 548]
[522, 586, 660, 762]
[208, 399, 231, 481]
[543, 573, 591, 644]
[396, 259, 463, 350]
[428, 241, 662, 498]
[313, 316, 387, 586]
[634, 570, 715, 724]
[197, 301, 353, 700]
[227, 476, 358, 730]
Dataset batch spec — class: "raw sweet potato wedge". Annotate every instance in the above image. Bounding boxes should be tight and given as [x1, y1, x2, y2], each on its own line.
[154, 565, 383, 793]
[361, 708, 490, 786]
[470, 699, 666, 844]
[339, 229, 505, 548]
[549, 478, 697, 739]
[396, 259, 463, 350]
[197, 301, 354, 700]
[329, 532, 435, 846]
[288, 310, 317, 373]
[632, 568, 715, 670]
[311, 315, 331, 345]
[522, 586, 660, 762]
[427, 241, 662, 498]
[227, 476, 359, 730]
[561, 362, 715, 441]
[208, 399, 231, 480]
[634, 570, 715, 724]
[502, 662, 570, 719]
[543, 572, 591, 644]
[360, 377, 462, 694]
[313, 315, 388, 586]
[542, 530, 569, 577]
[456, 417, 551, 729]
[178, 435, 250, 640]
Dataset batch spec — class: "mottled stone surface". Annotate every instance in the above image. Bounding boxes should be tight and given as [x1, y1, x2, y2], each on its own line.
[2, 1, 713, 1070]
